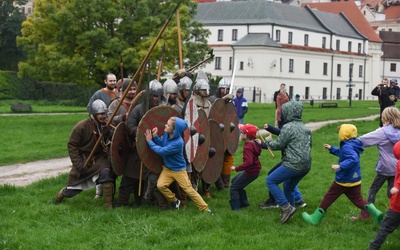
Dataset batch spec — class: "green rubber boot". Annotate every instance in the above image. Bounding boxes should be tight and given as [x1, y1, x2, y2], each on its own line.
[302, 207, 325, 225]
[364, 203, 383, 223]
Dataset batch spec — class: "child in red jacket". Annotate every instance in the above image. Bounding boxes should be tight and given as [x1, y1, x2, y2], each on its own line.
[229, 124, 262, 211]
[370, 141, 400, 249]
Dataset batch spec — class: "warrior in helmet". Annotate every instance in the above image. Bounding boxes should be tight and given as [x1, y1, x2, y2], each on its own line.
[163, 79, 179, 107]
[54, 100, 116, 208]
[116, 80, 165, 207]
[192, 71, 212, 117]
[107, 78, 137, 126]
[175, 76, 192, 114]
[209, 77, 234, 104]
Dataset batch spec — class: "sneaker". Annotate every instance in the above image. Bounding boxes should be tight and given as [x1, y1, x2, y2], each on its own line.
[280, 205, 296, 223]
[207, 209, 214, 215]
[295, 200, 307, 208]
[259, 199, 279, 209]
[172, 199, 181, 210]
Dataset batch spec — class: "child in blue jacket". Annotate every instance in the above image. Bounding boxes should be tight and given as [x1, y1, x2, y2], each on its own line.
[302, 124, 383, 225]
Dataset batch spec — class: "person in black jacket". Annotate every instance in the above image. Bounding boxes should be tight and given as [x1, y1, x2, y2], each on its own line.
[372, 78, 397, 127]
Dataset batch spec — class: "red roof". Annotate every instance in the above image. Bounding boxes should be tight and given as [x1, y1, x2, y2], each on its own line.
[302, 1, 382, 43]
[361, 0, 381, 9]
[383, 5, 400, 19]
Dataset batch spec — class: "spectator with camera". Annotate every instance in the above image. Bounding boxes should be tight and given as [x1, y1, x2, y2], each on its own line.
[372, 78, 397, 127]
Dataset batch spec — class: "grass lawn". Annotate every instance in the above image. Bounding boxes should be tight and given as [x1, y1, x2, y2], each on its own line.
[1, 100, 399, 249]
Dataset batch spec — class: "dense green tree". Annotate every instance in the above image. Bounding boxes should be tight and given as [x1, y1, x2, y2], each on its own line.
[0, 0, 26, 71]
[17, 0, 210, 87]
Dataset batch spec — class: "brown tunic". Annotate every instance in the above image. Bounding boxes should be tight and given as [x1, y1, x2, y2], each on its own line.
[67, 118, 111, 186]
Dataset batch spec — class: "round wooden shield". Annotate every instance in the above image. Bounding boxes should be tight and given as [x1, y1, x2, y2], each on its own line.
[201, 119, 225, 185]
[110, 122, 129, 176]
[209, 98, 227, 152]
[184, 97, 199, 163]
[136, 106, 182, 174]
[225, 102, 240, 155]
[190, 109, 210, 172]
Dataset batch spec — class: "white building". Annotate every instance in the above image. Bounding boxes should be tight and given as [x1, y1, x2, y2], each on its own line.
[194, 1, 378, 102]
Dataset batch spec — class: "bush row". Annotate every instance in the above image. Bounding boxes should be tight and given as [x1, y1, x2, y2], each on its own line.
[0, 71, 97, 106]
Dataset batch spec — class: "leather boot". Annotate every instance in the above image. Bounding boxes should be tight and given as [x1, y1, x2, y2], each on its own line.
[364, 203, 383, 223]
[116, 189, 131, 207]
[302, 208, 325, 225]
[103, 182, 114, 209]
[54, 188, 65, 204]
[153, 190, 170, 210]
[215, 177, 225, 191]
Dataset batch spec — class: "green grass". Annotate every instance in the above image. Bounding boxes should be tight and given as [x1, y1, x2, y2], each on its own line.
[1, 100, 399, 250]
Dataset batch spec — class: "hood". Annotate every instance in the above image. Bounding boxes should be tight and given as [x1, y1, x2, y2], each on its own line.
[394, 141, 400, 160]
[341, 138, 364, 155]
[382, 124, 400, 144]
[339, 124, 357, 141]
[172, 117, 188, 139]
[281, 101, 302, 123]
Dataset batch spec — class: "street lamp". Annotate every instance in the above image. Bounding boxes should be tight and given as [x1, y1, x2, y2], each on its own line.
[347, 57, 354, 107]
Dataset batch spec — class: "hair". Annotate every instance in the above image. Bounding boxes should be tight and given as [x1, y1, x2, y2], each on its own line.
[382, 106, 400, 128]
[104, 73, 115, 81]
[168, 116, 176, 130]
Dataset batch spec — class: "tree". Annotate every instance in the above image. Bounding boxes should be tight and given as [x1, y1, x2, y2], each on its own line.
[0, 0, 26, 71]
[17, 0, 211, 87]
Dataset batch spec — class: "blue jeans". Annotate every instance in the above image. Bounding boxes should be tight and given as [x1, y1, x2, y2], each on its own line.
[230, 172, 258, 201]
[266, 165, 309, 207]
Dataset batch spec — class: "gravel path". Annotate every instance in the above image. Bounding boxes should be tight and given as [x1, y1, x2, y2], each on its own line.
[0, 114, 379, 187]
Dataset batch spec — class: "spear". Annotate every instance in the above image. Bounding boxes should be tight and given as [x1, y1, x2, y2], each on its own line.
[257, 131, 275, 158]
[157, 43, 166, 81]
[84, 1, 182, 168]
[176, 8, 183, 69]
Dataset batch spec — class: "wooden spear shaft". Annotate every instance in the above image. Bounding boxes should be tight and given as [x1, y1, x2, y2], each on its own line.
[84, 2, 181, 167]
[257, 131, 275, 158]
[176, 9, 183, 69]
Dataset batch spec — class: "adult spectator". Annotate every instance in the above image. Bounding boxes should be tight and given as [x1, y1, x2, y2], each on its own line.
[273, 83, 289, 108]
[276, 86, 290, 128]
[371, 78, 397, 127]
[233, 88, 248, 124]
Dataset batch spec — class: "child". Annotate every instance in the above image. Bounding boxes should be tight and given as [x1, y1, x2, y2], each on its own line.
[370, 141, 400, 249]
[302, 124, 383, 225]
[229, 124, 262, 211]
[263, 101, 312, 223]
[352, 106, 400, 221]
[145, 116, 211, 213]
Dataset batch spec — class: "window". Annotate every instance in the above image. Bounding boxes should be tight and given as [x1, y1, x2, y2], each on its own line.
[358, 43, 362, 53]
[305, 87, 310, 100]
[305, 61, 310, 74]
[322, 37, 326, 49]
[336, 88, 341, 100]
[288, 32, 293, 44]
[304, 34, 309, 46]
[359, 65, 363, 77]
[215, 57, 221, 69]
[229, 57, 232, 70]
[323, 63, 328, 75]
[289, 59, 294, 72]
[323, 88, 327, 100]
[276, 30, 281, 42]
[390, 63, 397, 72]
[240, 61, 244, 70]
[337, 64, 341, 77]
[232, 29, 238, 41]
[336, 40, 340, 51]
[218, 30, 223, 41]
[348, 41, 352, 52]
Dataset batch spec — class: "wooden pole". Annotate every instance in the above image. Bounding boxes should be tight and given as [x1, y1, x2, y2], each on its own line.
[176, 9, 183, 69]
[257, 131, 275, 158]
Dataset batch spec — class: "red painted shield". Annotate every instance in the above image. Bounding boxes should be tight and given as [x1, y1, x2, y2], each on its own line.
[110, 122, 129, 176]
[184, 97, 210, 172]
[209, 98, 227, 152]
[225, 101, 240, 155]
[136, 106, 182, 174]
[201, 119, 225, 184]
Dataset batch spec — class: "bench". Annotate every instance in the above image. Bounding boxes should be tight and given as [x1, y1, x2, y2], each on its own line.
[319, 102, 338, 108]
[11, 104, 33, 113]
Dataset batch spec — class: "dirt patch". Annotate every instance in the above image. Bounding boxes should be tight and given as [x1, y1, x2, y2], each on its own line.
[0, 115, 379, 187]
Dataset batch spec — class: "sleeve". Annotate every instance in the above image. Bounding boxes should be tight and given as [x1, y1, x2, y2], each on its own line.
[329, 146, 341, 157]
[265, 124, 280, 136]
[358, 129, 383, 148]
[266, 127, 290, 150]
[371, 87, 380, 96]
[242, 99, 248, 114]
[147, 140, 182, 156]
[235, 145, 254, 171]
[67, 124, 85, 168]
[337, 145, 359, 170]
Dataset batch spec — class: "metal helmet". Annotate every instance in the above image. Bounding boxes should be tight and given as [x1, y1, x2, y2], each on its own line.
[178, 76, 192, 91]
[163, 79, 178, 95]
[149, 79, 163, 96]
[91, 99, 107, 115]
[194, 78, 210, 96]
[218, 78, 230, 89]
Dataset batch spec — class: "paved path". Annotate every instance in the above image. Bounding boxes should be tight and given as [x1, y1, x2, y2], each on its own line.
[0, 114, 379, 187]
